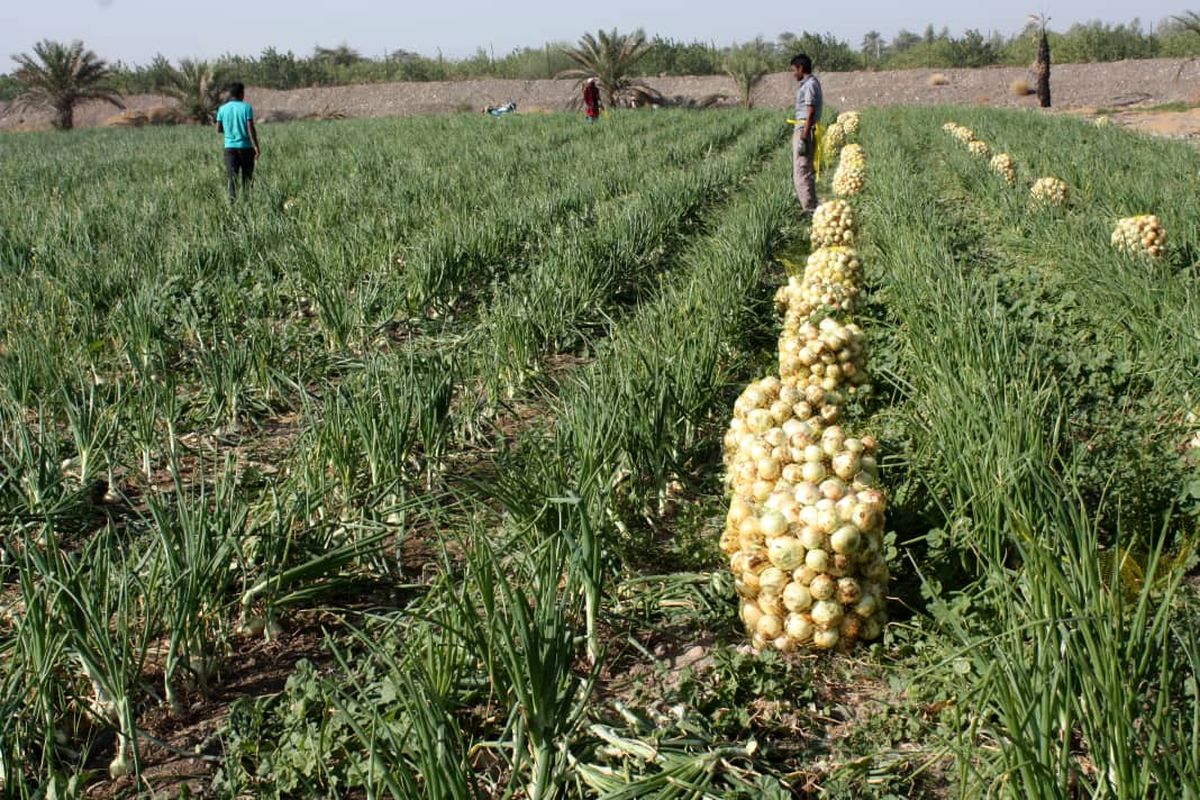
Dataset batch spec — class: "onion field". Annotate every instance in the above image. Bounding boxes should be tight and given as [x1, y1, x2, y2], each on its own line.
[1, 106, 1199, 799]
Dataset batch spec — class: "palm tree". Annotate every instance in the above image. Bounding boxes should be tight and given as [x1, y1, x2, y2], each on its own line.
[11, 40, 124, 130]
[559, 29, 655, 109]
[314, 44, 363, 67]
[724, 39, 773, 109]
[1169, 11, 1200, 89]
[1029, 13, 1052, 108]
[1174, 10, 1200, 34]
[157, 59, 224, 123]
[861, 31, 884, 63]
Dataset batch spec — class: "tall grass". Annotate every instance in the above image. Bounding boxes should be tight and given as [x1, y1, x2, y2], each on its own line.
[860, 107, 1200, 797]
[0, 109, 790, 795]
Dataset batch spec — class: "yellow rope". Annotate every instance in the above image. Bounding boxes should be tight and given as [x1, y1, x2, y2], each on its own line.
[786, 120, 825, 180]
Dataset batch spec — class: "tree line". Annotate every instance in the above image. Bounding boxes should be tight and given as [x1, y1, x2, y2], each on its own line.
[4, 16, 1200, 104]
[4, 17, 1200, 129]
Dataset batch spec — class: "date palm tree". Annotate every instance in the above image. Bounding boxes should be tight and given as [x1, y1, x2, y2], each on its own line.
[157, 59, 224, 123]
[559, 29, 655, 109]
[1170, 12, 1200, 89]
[1029, 13, 1052, 108]
[861, 31, 884, 63]
[11, 40, 124, 130]
[724, 39, 773, 109]
[314, 44, 363, 67]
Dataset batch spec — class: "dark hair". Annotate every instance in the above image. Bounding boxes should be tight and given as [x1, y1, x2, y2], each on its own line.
[790, 54, 813, 73]
[229, 81, 245, 99]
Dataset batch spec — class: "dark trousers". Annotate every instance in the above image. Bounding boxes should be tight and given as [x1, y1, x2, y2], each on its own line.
[224, 147, 255, 200]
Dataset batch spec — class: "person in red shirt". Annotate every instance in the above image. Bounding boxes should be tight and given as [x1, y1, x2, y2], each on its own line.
[582, 77, 601, 122]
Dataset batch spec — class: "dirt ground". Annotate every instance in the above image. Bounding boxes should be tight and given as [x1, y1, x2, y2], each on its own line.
[3, 57, 1200, 139]
[1102, 106, 1200, 140]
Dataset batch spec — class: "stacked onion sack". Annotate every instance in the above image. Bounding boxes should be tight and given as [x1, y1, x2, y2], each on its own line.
[722, 423, 890, 652]
[822, 121, 846, 161]
[810, 199, 857, 247]
[832, 143, 867, 197]
[723, 161, 889, 653]
[1030, 177, 1069, 208]
[944, 123, 976, 145]
[1111, 215, 1166, 259]
[778, 317, 869, 396]
[990, 153, 1017, 186]
[967, 140, 990, 158]
[836, 111, 861, 137]
[722, 378, 851, 502]
[774, 246, 863, 322]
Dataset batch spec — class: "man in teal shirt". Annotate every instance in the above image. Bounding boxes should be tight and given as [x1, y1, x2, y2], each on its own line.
[214, 82, 260, 201]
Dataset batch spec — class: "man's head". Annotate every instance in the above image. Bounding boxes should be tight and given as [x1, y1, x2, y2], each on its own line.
[229, 82, 245, 100]
[790, 54, 813, 81]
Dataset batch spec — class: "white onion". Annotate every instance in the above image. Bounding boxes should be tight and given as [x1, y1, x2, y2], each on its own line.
[728, 498, 753, 524]
[801, 462, 827, 484]
[793, 565, 818, 585]
[820, 478, 847, 501]
[836, 577, 862, 604]
[738, 516, 761, 541]
[835, 494, 858, 519]
[809, 572, 835, 600]
[741, 570, 761, 595]
[854, 591, 879, 618]
[757, 457, 781, 481]
[768, 537, 805, 570]
[805, 549, 831, 573]
[756, 613, 783, 639]
[782, 464, 806, 485]
[850, 504, 878, 531]
[786, 613, 814, 641]
[742, 600, 763, 630]
[759, 510, 788, 538]
[811, 599, 844, 629]
[758, 593, 783, 618]
[798, 505, 821, 528]
[812, 627, 840, 650]
[799, 525, 826, 551]
[783, 580, 814, 612]
[759, 567, 787, 595]
[747, 409, 772, 433]
[830, 525, 862, 555]
[832, 452, 860, 480]
[794, 481, 821, 506]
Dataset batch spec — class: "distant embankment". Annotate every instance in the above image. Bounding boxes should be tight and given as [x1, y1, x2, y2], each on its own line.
[2, 58, 1197, 132]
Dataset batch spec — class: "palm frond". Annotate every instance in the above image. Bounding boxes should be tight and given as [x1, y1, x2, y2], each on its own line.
[558, 28, 656, 109]
[1173, 11, 1200, 36]
[10, 39, 123, 129]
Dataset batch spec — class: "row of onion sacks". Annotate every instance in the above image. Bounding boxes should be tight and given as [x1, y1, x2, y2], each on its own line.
[944, 120, 1168, 259]
[720, 157, 889, 653]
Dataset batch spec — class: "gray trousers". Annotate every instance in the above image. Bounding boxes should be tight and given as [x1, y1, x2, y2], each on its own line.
[793, 128, 817, 213]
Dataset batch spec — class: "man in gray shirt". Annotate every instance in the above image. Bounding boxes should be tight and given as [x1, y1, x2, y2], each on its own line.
[791, 53, 823, 215]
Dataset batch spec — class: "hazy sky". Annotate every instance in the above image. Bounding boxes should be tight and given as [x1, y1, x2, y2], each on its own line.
[1, 0, 1188, 66]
